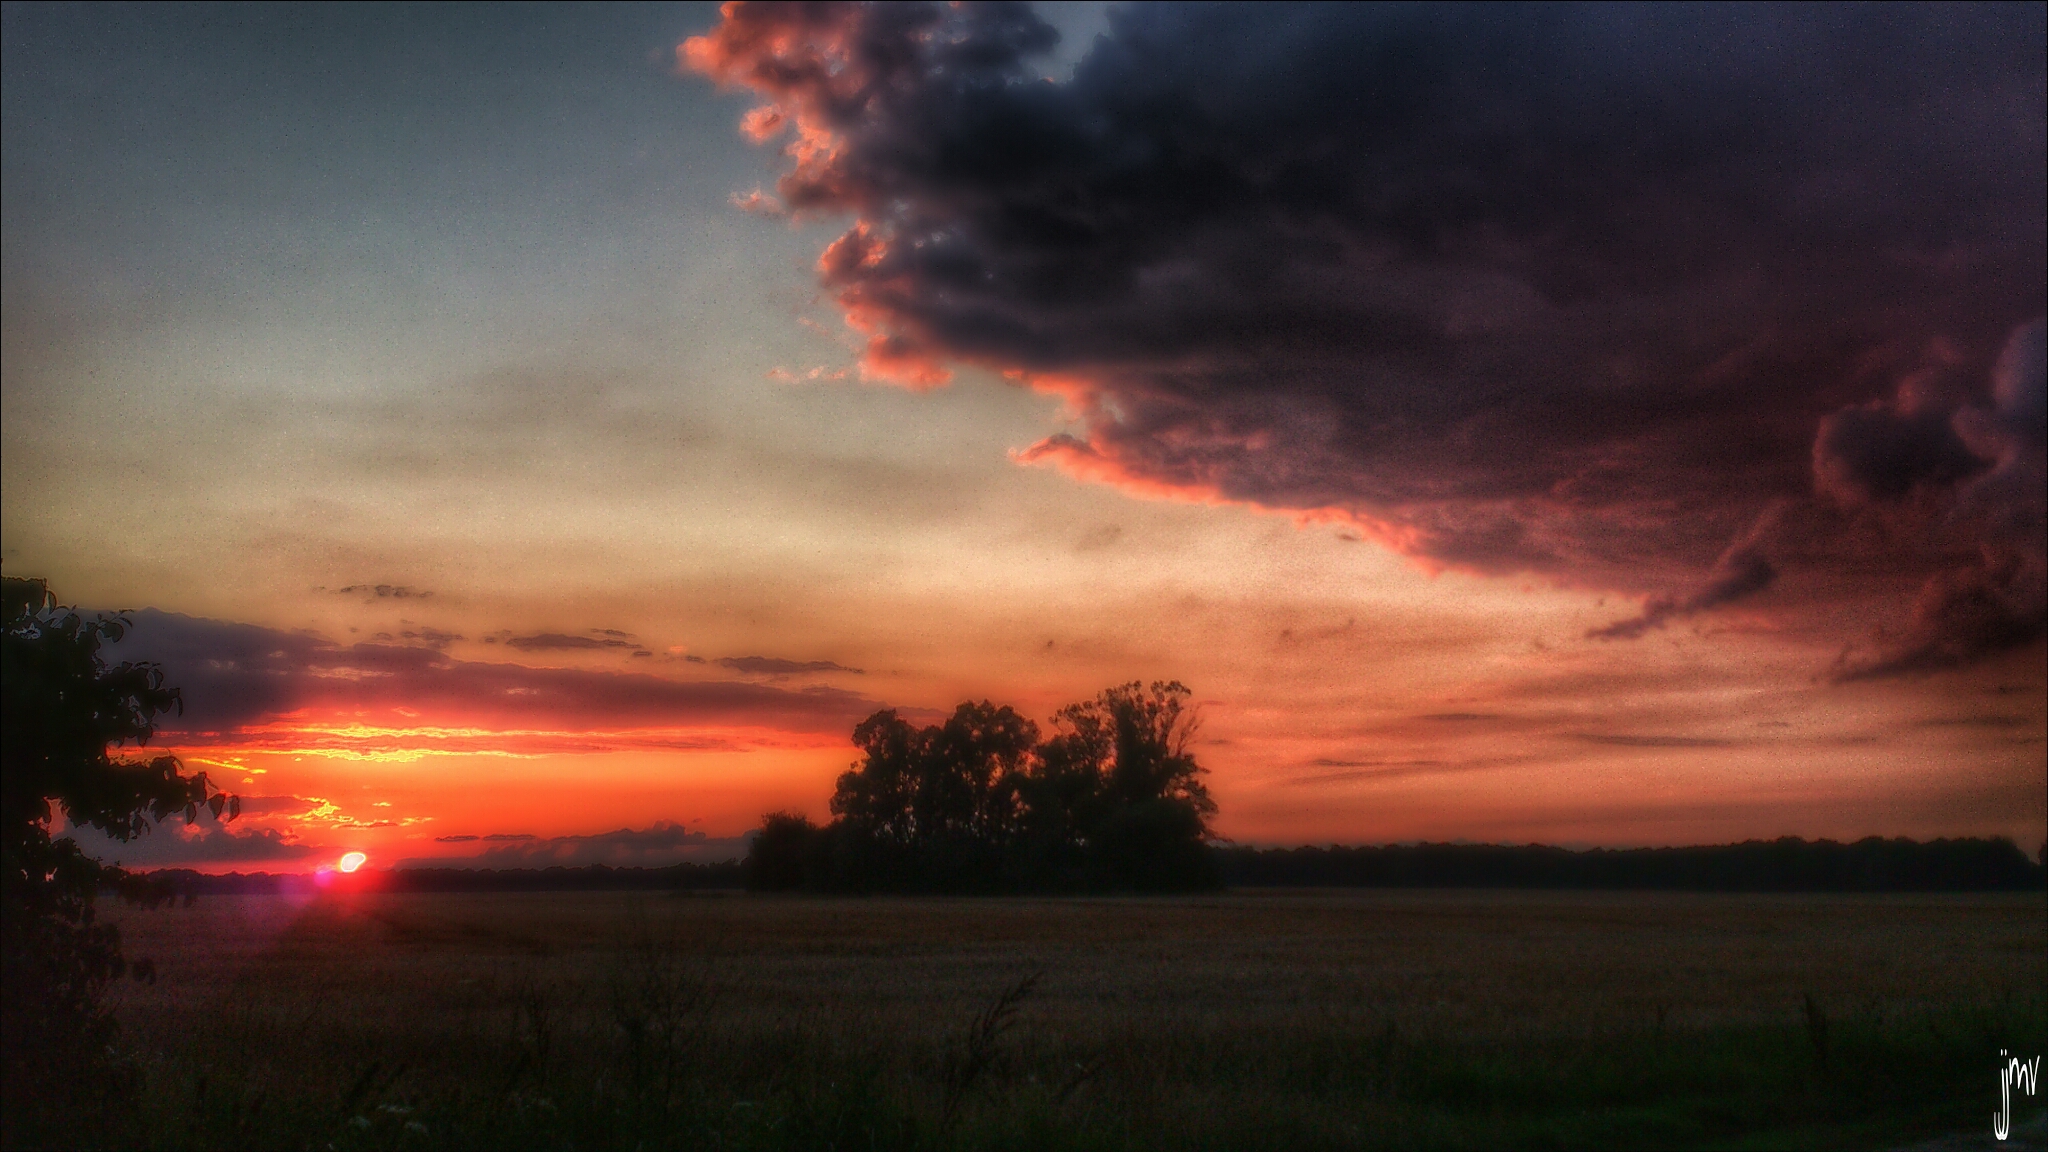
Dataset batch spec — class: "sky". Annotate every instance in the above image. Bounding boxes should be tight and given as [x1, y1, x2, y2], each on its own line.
[3, 1, 2042, 872]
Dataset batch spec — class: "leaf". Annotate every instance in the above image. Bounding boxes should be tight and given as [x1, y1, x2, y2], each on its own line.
[208, 794, 226, 819]
[228, 795, 241, 822]
[184, 803, 198, 824]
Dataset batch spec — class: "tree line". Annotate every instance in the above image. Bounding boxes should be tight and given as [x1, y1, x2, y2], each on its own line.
[1213, 837, 2047, 891]
[745, 681, 1221, 892]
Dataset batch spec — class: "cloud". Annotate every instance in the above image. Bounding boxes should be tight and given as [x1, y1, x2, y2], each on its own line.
[730, 187, 785, 216]
[1575, 734, 1736, 749]
[231, 794, 323, 817]
[434, 832, 537, 843]
[104, 610, 893, 739]
[715, 656, 864, 675]
[1283, 759, 1490, 786]
[331, 584, 431, 600]
[398, 627, 465, 650]
[1834, 550, 2046, 681]
[65, 821, 328, 868]
[1822, 320, 2047, 678]
[1915, 713, 2031, 730]
[506, 632, 637, 651]
[1589, 508, 1781, 639]
[399, 821, 748, 868]
[1813, 398, 1987, 507]
[688, 3, 2046, 668]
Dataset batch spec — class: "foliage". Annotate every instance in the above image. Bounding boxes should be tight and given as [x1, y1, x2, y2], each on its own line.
[752, 681, 1217, 893]
[1214, 836, 2048, 891]
[742, 812, 822, 893]
[1, 576, 234, 1147]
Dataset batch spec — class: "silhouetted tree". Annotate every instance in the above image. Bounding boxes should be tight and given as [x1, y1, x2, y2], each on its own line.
[1041, 681, 1217, 889]
[758, 682, 1218, 893]
[744, 812, 821, 892]
[2, 577, 235, 1145]
[832, 710, 926, 847]
[923, 701, 1037, 847]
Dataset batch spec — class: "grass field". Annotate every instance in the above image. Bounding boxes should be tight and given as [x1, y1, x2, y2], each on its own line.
[95, 889, 2046, 1150]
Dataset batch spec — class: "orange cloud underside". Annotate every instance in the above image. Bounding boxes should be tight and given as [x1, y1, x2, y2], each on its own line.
[149, 704, 861, 865]
[187, 717, 849, 761]
[132, 626, 2046, 869]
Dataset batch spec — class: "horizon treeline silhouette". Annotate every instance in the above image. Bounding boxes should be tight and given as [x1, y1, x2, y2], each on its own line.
[1215, 837, 2047, 892]
[143, 835, 2045, 894]
[747, 681, 1221, 892]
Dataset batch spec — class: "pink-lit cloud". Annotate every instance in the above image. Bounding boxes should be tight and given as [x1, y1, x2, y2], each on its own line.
[106, 610, 896, 742]
[686, 2, 2046, 672]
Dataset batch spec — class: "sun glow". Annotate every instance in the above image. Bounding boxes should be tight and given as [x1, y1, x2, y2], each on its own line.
[338, 851, 367, 873]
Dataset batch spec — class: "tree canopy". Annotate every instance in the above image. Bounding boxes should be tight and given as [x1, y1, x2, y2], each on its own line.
[749, 681, 1219, 893]
[2, 576, 234, 1144]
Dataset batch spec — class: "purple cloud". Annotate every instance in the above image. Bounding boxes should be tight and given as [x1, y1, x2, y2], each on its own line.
[689, 2, 2044, 671]
[104, 610, 894, 737]
[398, 821, 748, 868]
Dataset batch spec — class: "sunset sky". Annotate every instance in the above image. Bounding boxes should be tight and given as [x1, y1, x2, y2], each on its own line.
[4, 2, 2042, 872]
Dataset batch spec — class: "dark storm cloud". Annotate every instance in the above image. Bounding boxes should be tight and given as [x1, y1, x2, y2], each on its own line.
[689, 2, 2046, 669]
[1821, 320, 2047, 678]
[105, 610, 888, 737]
[715, 656, 864, 675]
[1834, 551, 2046, 681]
[1589, 511, 1780, 639]
[1812, 403, 1987, 507]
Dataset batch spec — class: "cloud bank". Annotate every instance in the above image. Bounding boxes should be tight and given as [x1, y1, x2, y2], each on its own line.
[687, 2, 2045, 673]
[60, 817, 330, 868]
[401, 821, 748, 868]
[105, 610, 890, 740]
[715, 655, 864, 675]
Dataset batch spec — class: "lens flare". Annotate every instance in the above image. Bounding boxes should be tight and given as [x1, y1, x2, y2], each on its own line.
[338, 851, 367, 873]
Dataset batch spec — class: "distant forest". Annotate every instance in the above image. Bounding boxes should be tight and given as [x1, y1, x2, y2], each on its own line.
[150, 836, 2044, 895]
[1213, 836, 2046, 892]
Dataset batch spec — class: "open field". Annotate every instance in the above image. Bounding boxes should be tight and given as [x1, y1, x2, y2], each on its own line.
[97, 889, 2046, 1150]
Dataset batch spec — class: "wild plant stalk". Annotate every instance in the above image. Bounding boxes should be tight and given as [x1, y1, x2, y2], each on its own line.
[1803, 992, 1830, 1071]
[606, 912, 716, 1112]
[941, 967, 1042, 1130]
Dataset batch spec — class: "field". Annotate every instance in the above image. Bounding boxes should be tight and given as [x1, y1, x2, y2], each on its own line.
[98, 889, 2046, 1150]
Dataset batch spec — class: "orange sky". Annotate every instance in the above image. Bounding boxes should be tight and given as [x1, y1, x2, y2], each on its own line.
[6, 3, 2043, 871]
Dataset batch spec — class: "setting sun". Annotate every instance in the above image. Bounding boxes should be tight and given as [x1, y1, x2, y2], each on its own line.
[3, 6, 2041, 1147]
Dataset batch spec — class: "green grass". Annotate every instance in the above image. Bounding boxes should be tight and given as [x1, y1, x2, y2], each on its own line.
[73, 889, 2047, 1150]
